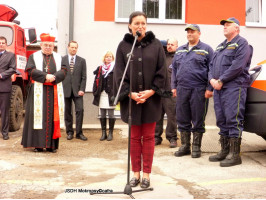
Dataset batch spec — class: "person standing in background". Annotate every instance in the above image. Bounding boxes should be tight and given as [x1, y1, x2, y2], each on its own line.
[155, 38, 178, 148]
[92, 51, 116, 141]
[171, 24, 214, 158]
[21, 33, 67, 153]
[208, 18, 253, 167]
[62, 41, 87, 141]
[0, 36, 16, 140]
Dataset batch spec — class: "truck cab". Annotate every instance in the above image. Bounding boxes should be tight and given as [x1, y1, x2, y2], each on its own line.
[244, 62, 266, 140]
[0, 4, 37, 131]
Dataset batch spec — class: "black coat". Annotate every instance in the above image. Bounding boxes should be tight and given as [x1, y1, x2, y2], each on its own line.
[165, 51, 175, 85]
[92, 66, 114, 106]
[113, 31, 171, 125]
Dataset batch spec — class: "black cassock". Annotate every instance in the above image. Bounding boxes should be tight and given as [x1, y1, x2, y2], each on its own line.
[21, 53, 67, 149]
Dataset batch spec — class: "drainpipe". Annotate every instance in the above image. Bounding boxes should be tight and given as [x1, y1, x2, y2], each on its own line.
[69, 0, 74, 42]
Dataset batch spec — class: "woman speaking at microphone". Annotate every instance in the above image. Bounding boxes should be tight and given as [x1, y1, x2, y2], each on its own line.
[113, 11, 171, 188]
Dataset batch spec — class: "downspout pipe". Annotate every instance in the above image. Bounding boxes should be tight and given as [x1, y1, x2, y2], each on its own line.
[69, 0, 74, 42]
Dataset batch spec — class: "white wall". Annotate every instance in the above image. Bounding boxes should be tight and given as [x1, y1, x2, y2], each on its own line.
[57, 0, 70, 56]
[57, 0, 266, 92]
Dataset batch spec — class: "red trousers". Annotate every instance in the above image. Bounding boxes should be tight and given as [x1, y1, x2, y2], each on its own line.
[130, 122, 156, 173]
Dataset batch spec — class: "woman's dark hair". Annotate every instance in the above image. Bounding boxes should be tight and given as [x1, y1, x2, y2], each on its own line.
[128, 11, 147, 33]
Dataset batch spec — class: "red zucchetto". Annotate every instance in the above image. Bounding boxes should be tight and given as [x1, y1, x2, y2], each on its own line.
[40, 33, 55, 42]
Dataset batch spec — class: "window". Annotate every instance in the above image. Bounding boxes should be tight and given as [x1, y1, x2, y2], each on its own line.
[17, 30, 25, 48]
[246, 0, 266, 27]
[115, 0, 185, 24]
[0, 26, 13, 46]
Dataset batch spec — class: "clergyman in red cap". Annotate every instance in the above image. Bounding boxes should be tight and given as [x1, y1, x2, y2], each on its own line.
[21, 33, 67, 153]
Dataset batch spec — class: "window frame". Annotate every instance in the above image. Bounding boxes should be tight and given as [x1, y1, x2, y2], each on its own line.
[17, 29, 25, 48]
[115, 0, 186, 24]
[246, 0, 266, 27]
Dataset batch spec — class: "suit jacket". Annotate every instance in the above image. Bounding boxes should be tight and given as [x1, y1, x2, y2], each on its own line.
[0, 51, 16, 92]
[62, 55, 87, 98]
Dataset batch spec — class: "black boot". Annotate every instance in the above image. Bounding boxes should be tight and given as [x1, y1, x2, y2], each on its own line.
[191, 132, 203, 158]
[209, 135, 230, 162]
[220, 137, 242, 167]
[100, 118, 107, 141]
[174, 132, 191, 157]
[107, 118, 116, 141]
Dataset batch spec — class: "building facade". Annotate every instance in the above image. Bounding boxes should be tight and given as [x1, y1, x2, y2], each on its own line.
[57, 0, 266, 125]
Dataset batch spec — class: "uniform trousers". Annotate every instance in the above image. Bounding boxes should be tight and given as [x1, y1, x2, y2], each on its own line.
[0, 92, 11, 136]
[130, 122, 156, 173]
[214, 87, 247, 138]
[176, 86, 208, 133]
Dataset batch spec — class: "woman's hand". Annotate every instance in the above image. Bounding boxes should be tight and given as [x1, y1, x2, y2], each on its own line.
[138, 90, 155, 100]
[130, 90, 155, 104]
[130, 92, 145, 104]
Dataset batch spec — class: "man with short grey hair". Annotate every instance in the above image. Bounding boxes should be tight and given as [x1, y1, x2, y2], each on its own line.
[208, 17, 253, 167]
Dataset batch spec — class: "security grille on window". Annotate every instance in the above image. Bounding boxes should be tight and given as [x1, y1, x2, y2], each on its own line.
[143, 0, 159, 18]
[246, 0, 266, 26]
[165, 0, 182, 19]
[115, 0, 185, 24]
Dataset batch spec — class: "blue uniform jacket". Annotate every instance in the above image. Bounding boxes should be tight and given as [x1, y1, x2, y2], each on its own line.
[171, 41, 214, 90]
[209, 35, 253, 88]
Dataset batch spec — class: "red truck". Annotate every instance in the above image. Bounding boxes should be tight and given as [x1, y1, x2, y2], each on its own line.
[0, 4, 37, 131]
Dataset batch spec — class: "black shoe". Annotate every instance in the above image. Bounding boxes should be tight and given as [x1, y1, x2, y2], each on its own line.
[46, 148, 57, 153]
[33, 148, 43, 152]
[140, 178, 150, 188]
[129, 177, 140, 187]
[76, 134, 88, 141]
[67, 134, 73, 140]
[170, 140, 177, 148]
[3, 135, 9, 140]
[155, 139, 161, 146]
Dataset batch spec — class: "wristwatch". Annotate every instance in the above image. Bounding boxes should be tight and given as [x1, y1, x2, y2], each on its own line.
[217, 79, 223, 85]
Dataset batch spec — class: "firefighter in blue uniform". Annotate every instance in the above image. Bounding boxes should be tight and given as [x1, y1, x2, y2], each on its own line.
[171, 24, 214, 158]
[208, 17, 253, 167]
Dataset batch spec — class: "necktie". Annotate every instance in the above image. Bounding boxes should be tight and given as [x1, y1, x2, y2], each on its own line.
[70, 56, 74, 74]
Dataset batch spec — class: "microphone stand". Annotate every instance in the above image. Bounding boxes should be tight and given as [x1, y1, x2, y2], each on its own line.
[90, 32, 153, 199]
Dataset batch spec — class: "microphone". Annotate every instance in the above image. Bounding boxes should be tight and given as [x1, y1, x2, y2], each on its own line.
[136, 31, 141, 37]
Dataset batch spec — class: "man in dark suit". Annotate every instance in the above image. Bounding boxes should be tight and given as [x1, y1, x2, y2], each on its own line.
[0, 36, 16, 140]
[62, 41, 87, 141]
